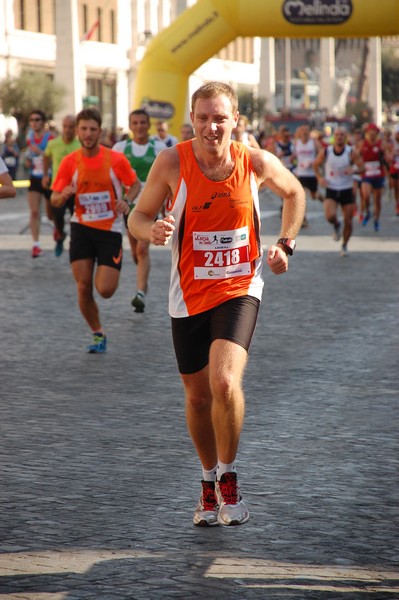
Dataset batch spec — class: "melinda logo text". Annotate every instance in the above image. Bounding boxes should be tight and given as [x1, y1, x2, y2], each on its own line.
[283, 0, 352, 25]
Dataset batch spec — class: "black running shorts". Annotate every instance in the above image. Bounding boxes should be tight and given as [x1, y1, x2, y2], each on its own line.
[325, 188, 354, 205]
[69, 222, 123, 271]
[171, 295, 260, 375]
[29, 176, 52, 200]
[297, 175, 318, 193]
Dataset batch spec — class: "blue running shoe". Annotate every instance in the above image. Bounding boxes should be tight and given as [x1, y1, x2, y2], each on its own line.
[374, 219, 380, 232]
[362, 211, 371, 226]
[54, 238, 64, 257]
[88, 333, 107, 354]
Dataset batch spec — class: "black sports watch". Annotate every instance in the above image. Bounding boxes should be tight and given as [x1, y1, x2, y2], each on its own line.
[276, 238, 296, 255]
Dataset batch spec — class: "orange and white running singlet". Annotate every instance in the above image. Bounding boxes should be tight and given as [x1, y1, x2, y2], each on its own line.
[167, 140, 264, 317]
[52, 146, 137, 233]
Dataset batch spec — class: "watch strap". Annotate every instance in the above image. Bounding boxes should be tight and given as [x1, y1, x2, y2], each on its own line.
[276, 237, 296, 255]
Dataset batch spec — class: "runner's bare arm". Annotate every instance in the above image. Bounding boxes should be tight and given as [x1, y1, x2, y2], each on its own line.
[128, 149, 177, 245]
[114, 180, 142, 216]
[125, 180, 141, 203]
[313, 148, 327, 187]
[251, 148, 306, 275]
[51, 185, 75, 207]
[0, 171, 16, 198]
[42, 154, 51, 189]
[253, 149, 306, 238]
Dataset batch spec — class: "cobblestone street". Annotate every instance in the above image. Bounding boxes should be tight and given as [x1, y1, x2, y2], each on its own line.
[0, 189, 398, 599]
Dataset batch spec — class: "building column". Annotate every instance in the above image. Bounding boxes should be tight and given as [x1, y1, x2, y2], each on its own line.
[116, 0, 131, 128]
[54, 0, 82, 119]
[368, 37, 382, 127]
[259, 37, 276, 113]
[0, 0, 15, 79]
[319, 37, 335, 113]
[116, 70, 129, 131]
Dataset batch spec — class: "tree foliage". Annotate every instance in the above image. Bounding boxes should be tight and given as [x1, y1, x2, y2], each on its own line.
[0, 71, 65, 127]
[382, 49, 399, 104]
[345, 100, 373, 126]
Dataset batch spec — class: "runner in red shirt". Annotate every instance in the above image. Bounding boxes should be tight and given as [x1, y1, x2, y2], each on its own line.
[358, 123, 388, 231]
[387, 124, 399, 216]
[51, 108, 140, 353]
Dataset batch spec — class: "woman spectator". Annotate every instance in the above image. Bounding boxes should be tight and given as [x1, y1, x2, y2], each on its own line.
[1, 129, 20, 180]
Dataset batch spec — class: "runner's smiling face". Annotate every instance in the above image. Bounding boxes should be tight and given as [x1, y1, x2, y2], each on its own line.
[191, 95, 238, 154]
[129, 114, 150, 144]
[77, 119, 101, 151]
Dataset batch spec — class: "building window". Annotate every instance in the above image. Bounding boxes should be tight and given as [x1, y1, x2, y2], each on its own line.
[19, 0, 25, 29]
[110, 9, 116, 44]
[37, 0, 42, 32]
[86, 76, 116, 131]
[83, 3, 88, 36]
[97, 7, 102, 42]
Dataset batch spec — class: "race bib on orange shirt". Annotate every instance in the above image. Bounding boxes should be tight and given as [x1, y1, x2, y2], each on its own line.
[193, 226, 251, 280]
[79, 191, 113, 222]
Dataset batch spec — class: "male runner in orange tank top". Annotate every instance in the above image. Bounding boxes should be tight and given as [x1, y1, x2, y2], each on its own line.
[51, 109, 141, 353]
[129, 82, 306, 527]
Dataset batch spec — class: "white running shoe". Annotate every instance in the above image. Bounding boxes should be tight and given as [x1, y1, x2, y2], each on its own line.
[216, 472, 249, 526]
[193, 480, 219, 527]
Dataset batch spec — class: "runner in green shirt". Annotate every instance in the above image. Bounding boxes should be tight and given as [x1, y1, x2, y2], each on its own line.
[43, 115, 81, 256]
[113, 110, 166, 312]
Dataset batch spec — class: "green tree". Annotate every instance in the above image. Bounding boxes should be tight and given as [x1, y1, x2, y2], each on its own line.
[382, 49, 399, 104]
[345, 100, 373, 127]
[0, 71, 65, 143]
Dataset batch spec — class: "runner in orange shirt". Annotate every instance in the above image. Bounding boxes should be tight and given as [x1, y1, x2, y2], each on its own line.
[51, 108, 141, 353]
[129, 82, 305, 527]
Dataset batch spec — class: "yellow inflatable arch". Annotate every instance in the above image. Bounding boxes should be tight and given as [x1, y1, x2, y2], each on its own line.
[134, 0, 399, 135]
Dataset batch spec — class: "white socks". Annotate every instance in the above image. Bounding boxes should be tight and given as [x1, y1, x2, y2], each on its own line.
[217, 460, 236, 480]
[202, 461, 237, 482]
[202, 465, 217, 482]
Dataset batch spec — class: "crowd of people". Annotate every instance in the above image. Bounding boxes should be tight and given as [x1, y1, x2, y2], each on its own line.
[1, 103, 397, 346]
[0, 84, 397, 529]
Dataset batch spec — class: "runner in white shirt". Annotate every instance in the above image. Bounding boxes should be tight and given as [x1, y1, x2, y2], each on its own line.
[313, 127, 358, 257]
[294, 125, 324, 227]
[294, 125, 323, 200]
[152, 120, 178, 148]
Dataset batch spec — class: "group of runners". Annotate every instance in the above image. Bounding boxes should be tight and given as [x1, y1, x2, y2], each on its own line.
[264, 120, 399, 256]
[1, 81, 396, 529]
